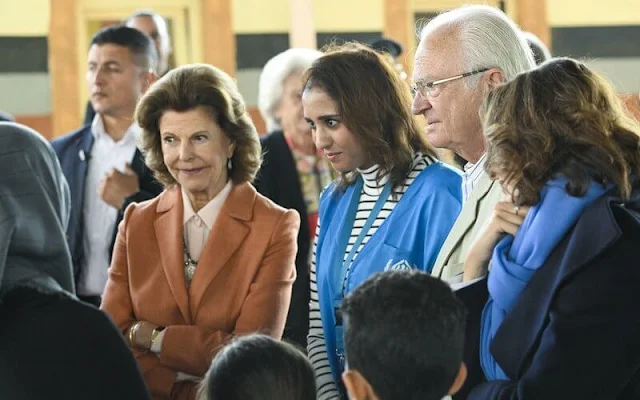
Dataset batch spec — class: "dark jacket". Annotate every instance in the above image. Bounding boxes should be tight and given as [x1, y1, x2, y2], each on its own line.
[464, 181, 640, 399]
[254, 131, 310, 349]
[0, 287, 151, 400]
[51, 125, 163, 282]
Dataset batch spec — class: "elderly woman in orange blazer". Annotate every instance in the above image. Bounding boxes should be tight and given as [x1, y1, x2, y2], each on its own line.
[101, 64, 300, 400]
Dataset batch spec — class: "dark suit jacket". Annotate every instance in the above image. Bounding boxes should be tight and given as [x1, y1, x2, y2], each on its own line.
[51, 125, 163, 282]
[84, 101, 96, 126]
[254, 131, 310, 349]
[0, 287, 151, 400]
[466, 182, 640, 399]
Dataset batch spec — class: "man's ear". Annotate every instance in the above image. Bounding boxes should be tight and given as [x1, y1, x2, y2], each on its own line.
[343, 369, 377, 400]
[484, 68, 505, 92]
[448, 362, 468, 396]
[142, 69, 158, 92]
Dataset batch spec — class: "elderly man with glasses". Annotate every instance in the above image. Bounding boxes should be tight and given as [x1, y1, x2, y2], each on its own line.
[411, 5, 535, 284]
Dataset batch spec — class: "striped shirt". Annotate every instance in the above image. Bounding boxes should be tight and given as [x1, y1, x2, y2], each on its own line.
[462, 153, 487, 203]
[308, 153, 435, 399]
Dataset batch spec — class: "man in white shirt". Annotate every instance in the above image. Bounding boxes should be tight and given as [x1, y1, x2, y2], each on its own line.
[52, 25, 162, 306]
[83, 9, 173, 126]
[410, 5, 536, 283]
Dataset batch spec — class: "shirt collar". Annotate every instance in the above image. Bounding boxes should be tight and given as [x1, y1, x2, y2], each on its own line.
[90, 114, 140, 143]
[463, 152, 487, 175]
[181, 180, 233, 230]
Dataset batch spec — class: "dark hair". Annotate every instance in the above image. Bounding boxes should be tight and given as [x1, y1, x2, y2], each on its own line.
[523, 32, 552, 65]
[483, 57, 640, 205]
[90, 25, 157, 70]
[341, 270, 467, 400]
[368, 37, 403, 58]
[136, 64, 261, 186]
[0, 110, 14, 122]
[302, 42, 436, 192]
[198, 334, 316, 400]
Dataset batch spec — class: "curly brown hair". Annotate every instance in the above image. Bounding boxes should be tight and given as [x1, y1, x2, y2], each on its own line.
[482, 57, 640, 206]
[302, 42, 437, 192]
[136, 64, 261, 187]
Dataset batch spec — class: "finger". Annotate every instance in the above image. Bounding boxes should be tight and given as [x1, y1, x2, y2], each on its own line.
[495, 208, 526, 226]
[494, 216, 523, 236]
[495, 202, 532, 218]
[124, 162, 135, 173]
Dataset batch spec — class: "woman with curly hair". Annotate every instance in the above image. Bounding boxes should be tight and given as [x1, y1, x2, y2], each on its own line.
[465, 57, 640, 399]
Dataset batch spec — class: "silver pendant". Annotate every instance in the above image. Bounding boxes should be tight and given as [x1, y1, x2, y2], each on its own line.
[185, 261, 197, 284]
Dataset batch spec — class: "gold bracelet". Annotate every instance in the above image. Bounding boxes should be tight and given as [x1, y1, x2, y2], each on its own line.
[129, 322, 141, 347]
[150, 326, 165, 347]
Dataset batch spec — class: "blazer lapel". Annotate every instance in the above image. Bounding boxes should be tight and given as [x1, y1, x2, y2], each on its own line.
[154, 188, 191, 323]
[432, 173, 497, 277]
[73, 129, 94, 217]
[189, 182, 252, 319]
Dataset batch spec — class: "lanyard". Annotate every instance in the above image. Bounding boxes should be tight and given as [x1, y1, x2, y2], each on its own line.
[333, 180, 392, 308]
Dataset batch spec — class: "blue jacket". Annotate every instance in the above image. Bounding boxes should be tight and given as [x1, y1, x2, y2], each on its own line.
[315, 161, 462, 384]
[51, 125, 162, 282]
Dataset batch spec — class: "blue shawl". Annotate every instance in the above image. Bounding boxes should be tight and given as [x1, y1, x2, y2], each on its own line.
[480, 177, 609, 380]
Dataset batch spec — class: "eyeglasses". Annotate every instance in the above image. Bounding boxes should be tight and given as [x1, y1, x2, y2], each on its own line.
[411, 68, 490, 98]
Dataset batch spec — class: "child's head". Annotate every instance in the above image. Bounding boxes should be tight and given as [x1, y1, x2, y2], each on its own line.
[199, 334, 316, 400]
[341, 270, 468, 400]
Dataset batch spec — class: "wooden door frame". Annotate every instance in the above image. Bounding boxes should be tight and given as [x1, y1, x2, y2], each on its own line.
[49, 0, 233, 137]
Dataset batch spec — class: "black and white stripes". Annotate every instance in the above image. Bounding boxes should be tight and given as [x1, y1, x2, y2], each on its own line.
[308, 153, 435, 399]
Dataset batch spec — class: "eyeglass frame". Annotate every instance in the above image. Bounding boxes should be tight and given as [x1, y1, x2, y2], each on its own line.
[411, 67, 491, 98]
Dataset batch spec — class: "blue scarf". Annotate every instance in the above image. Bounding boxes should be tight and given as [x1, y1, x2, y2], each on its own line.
[480, 177, 609, 380]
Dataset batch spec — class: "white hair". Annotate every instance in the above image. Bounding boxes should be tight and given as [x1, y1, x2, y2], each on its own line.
[258, 48, 322, 132]
[419, 5, 535, 84]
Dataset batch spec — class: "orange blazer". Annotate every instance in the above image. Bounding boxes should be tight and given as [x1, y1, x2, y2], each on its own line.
[101, 182, 299, 400]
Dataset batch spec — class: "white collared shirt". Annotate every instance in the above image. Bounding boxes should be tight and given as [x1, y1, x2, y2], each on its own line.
[77, 115, 140, 297]
[181, 179, 233, 261]
[462, 153, 487, 203]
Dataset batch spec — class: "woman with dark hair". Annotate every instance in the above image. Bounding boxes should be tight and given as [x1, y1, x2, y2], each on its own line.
[464, 58, 640, 399]
[101, 64, 300, 400]
[198, 334, 316, 400]
[303, 43, 462, 399]
[0, 122, 150, 400]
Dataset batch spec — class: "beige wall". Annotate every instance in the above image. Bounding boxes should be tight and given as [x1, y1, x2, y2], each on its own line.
[7, 0, 640, 38]
[548, 0, 640, 26]
[234, 0, 383, 34]
[2, 0, 50, 36]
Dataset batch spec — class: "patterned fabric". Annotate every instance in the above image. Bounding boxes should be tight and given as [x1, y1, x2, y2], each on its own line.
[288, 142, 334, 240]
[310, 153, 440, 399]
